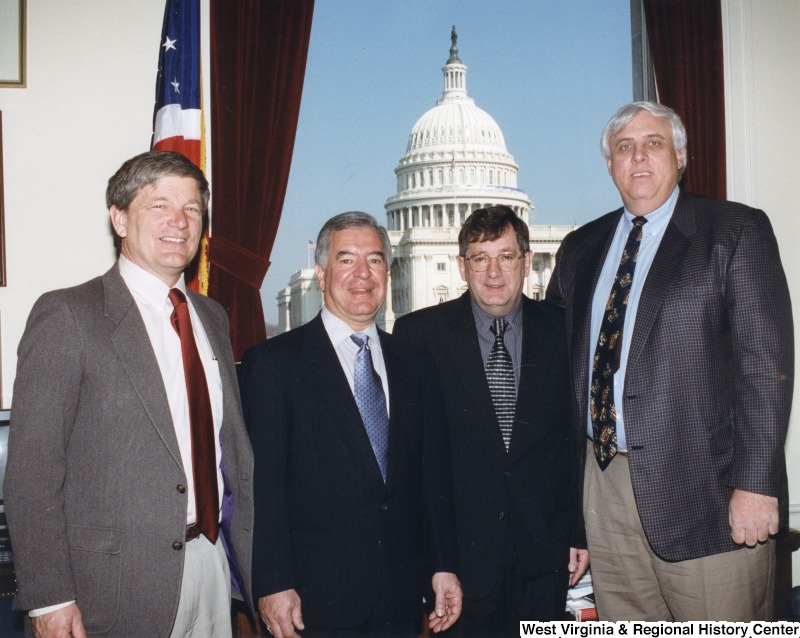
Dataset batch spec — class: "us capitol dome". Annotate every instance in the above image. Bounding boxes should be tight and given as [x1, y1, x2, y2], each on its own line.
[277, 28, 576, 334]
[384, 27, 576, 330]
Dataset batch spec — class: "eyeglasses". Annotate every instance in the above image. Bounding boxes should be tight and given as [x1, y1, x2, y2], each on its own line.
[464, 253, 523, 272]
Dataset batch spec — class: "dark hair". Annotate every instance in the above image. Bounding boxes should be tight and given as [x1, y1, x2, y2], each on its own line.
[315, 211, 392, 268]
[458, 206, 529, 256]
[106, 151, 210, 215]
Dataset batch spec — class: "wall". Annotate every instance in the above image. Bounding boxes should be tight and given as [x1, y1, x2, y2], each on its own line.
[0, 1, 164, 405]
[722, 0, 800, 582]
[1, 0, 799, 582]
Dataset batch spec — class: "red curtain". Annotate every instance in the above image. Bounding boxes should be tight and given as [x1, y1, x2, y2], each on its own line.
[643, 0, 726, 200]
[209, 0, 315, 360]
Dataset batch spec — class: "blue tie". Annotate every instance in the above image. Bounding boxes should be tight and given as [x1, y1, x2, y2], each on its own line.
[351, 333, 390, 482]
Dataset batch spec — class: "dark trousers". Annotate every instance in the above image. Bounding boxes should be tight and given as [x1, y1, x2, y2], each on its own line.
[300, 620, 417, 638]
[451, 533, 569, 637]
[300, 580, 420, 638]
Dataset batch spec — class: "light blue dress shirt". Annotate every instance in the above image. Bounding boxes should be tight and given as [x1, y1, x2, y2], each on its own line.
[586, 186, 679, 450]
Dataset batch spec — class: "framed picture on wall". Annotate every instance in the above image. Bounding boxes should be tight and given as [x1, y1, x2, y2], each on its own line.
[0, 0, 26, 88]
[0, 409, 11, 566]
[0, 111, 5, 287]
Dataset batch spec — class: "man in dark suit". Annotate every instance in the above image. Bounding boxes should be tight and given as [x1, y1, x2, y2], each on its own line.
[546, 102, 794, 620]
[240, 212, 462, 638]
[5, 151, 254, 637]
[393, 206, 588, 635]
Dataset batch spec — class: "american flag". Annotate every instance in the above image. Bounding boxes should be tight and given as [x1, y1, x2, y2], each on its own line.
[151, 0, 202, 166]
[151, 0, 207, 290]
[308, 239, 317, 249]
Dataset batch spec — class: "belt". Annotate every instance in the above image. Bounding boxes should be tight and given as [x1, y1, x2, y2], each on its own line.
[185, 522, 202, 542]
[616, 450, 629, 457]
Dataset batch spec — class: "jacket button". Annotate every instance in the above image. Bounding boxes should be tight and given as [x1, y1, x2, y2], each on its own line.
[377, 540, 384, 549]
[498, 512, 505, 520]
[176, 484, 186, 493]
[504, 471, 512, 478]
[173, 541, 184, 551]
[380, 503, 388, 511]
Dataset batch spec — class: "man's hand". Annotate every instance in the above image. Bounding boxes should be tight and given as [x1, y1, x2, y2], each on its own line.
[568, 547, 590, 587]
[31, 603, 86, 638]
[428, 572, 462, 633]
[729, 488, 779, 546]
[258, 589, 304, 638]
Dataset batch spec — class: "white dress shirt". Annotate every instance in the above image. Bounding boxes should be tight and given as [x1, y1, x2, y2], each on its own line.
[587, 186, 679, 450]
[320, 305, 390, 414]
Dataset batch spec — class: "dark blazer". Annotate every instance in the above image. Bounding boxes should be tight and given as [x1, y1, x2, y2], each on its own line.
[393, 293, 582, 600]
[5, 264, 254, 636]
[546, 191, 794, 562]
[240, 314, 458, 629]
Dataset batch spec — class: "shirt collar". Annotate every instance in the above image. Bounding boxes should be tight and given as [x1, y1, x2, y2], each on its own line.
[623, 185, 679, 237]
[469, 294, 523, 334]
[320, 305, 382, 351]
[118, 255, 187, 308]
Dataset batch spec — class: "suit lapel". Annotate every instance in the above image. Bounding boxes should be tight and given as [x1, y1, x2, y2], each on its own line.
[626, 194, 695, 373]
[508, 299, 554, 461]
[380, 333, 411, 489]
[188, 293, 236, 434]
[102, 266, 184, 470]
[445, 295, 507, 454]
[302, 316, 386, 485]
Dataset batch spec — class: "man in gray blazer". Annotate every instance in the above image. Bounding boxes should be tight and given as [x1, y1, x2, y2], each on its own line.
[546, 102, 794, 620]
[5, 151, 254, 637]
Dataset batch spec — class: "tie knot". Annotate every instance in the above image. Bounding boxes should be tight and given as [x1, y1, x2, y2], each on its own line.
[490, 318, 508, 338]
[168, 288, 187, 308]
[632, 217, 647, 229]
[350, 333, 369, 349]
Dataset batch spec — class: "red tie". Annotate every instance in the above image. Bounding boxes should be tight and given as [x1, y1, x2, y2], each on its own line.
[168, 288, 219, 543]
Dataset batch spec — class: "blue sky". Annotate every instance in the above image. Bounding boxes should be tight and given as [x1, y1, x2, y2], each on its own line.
[262, 0, 633, 323]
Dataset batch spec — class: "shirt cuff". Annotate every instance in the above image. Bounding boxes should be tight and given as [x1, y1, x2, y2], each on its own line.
[29, 601, 75, 617]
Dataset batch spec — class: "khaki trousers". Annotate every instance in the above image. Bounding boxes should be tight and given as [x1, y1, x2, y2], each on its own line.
[170, 534, 232, 637]
[584, 448, 774, 621]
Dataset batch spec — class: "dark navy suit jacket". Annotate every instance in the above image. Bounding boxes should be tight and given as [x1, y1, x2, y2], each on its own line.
[240, 314, 458, 628]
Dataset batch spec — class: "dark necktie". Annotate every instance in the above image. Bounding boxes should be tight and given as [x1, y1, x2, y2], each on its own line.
[590, 217, 647, 469]
[168, 288, 219, 542]
[486, 318, 515, 451]
[350, 333, 390, 482]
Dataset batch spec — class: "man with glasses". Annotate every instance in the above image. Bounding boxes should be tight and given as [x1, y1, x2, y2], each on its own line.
[394, 206, 587, 634]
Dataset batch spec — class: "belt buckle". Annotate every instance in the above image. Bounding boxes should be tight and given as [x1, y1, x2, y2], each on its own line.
[185, 522, 202, 542]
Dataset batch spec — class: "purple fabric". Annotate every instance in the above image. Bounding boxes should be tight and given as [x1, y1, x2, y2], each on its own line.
[219, 437, 242, 596]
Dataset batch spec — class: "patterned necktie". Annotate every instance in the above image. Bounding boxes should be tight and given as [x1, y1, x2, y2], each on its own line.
[590, 217, 647, 469]
[350, 333, 390, 482]
[486, 318, 516, 451]
[168, 288, 219, 542]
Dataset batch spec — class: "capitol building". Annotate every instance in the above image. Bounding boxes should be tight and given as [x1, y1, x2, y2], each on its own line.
[277, 29, 577, 333]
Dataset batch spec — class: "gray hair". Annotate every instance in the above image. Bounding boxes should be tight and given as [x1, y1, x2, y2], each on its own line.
[315, 211, 392, 269]
[106, 151, 210, 216]
[600, 101, 688, 175]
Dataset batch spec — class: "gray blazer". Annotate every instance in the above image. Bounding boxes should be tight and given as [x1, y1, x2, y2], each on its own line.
[4, 264, 254, 636]
[546, 191, 794, 562]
